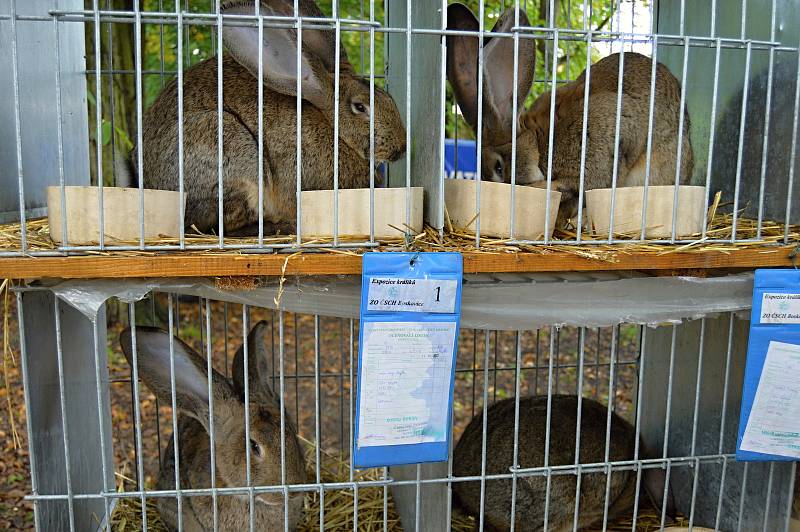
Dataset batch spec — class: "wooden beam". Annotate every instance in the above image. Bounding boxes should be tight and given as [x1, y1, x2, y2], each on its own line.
[0, 246, 794, 279]
[461, 247, 796, 273]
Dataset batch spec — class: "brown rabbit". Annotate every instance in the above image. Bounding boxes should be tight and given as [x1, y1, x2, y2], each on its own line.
[524, 52, 694, 223]
[446, 3, 541, 186]
[453, 395, 674, 532]
[446, 3, 693, 226]
[120, 321, 308, 531]
[132, 0, 406, 236]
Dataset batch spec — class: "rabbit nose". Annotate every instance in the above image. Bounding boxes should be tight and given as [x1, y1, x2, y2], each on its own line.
[517, 166, 545, 185]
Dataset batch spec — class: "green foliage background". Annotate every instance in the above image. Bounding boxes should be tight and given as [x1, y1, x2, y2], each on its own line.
[86, 0, 620, 184]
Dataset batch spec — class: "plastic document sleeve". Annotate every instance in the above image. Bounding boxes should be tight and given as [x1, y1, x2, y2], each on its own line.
[736, 269, 800, 461]
[353, 252, 463, 468]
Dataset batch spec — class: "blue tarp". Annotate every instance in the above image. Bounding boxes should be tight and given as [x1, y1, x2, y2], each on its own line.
[443, 139, 477, 180]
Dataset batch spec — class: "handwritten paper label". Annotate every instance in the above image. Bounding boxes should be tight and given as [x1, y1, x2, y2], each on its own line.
[740, 341, 800, 458]
[357, 321, 457, 447]
[760, 293, 800, 324]
[367, 277, 458, 314]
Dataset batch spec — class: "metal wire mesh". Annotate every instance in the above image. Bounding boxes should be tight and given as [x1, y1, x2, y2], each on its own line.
[12, 288, 798, 531]
[1, 0, 799, 254]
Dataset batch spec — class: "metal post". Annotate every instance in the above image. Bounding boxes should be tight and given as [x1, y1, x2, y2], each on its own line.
[0, 0, 90, 224]
[20, 290, 114, 531]
[385, 0, 444, 230]
[385, 1, 447, 524]
[641, 314, 795, 530]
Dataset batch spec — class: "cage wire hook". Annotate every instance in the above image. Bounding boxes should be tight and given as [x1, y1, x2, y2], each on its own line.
[403, 229, 421, 265]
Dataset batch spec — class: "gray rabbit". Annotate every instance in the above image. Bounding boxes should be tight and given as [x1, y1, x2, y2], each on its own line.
[446, 3, 694, 227]
[120, 320, 308, 531]
[453, 395, 673, 531]
[132, 0, 406, 235]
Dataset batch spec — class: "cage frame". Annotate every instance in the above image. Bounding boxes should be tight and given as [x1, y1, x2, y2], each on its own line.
[2, 0, 800, 531]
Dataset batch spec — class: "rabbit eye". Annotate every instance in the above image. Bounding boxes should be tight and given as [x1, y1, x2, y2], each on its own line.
[249, 439, 263, 458]
[351, 101, 368, 115]
[494, 160, 503, 177]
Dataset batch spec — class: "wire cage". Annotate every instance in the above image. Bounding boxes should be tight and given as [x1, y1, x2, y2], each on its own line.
[2, 1, 800, 531]
[9, 275, 799, 531]
[1, 0, 799, 255]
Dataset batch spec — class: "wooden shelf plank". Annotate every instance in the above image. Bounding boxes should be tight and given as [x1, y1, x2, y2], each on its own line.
[0, 246, 794, 279]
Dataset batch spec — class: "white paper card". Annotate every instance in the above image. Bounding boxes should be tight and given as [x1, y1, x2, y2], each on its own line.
[367, 277, 458, 313]
[760, 293, 800, 324]
[357, 321, 457, 447]
[740, 341, 800, 458]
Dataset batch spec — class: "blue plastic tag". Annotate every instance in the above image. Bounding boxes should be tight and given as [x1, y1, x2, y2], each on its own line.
[353, 252, 463, 468]
[736, 268, 800, 461]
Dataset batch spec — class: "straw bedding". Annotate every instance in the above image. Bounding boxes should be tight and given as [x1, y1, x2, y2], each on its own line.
[2, 195, 797, 262]
[107, 442, 691, 532]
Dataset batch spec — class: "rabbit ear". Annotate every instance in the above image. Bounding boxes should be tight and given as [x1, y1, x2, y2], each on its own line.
[231, 0, 354, 73]
[120, 327, 233, 432]
[290, 0, 354, 73]
[221, 0, 334, 109]
[483, 7, 536, 137]
[232, 320, 278, 400]
[447, 4, 536, 141]
[446, 3, 481, 133]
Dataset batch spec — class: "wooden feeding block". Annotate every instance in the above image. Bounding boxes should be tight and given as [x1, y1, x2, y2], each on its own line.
[47, 186, 184, 245]
[585, 185, 706, 239]
[299, 187, 424, 240]
[444, 179, 561, 240]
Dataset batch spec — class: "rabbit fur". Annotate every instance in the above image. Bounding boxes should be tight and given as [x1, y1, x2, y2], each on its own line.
[446, 3, 694, 227]
[120, 320, 308, 531]
[453, 395, 674, 532]
[524, 52, 694, 223]
[132, 0, 406, 235]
